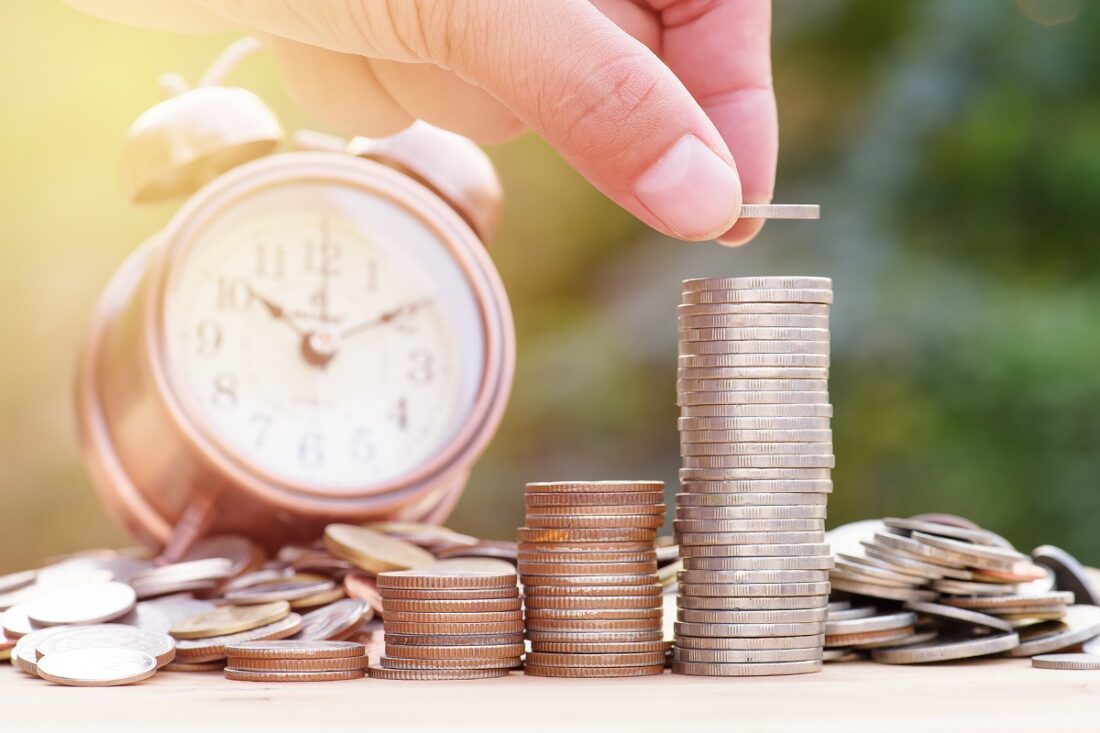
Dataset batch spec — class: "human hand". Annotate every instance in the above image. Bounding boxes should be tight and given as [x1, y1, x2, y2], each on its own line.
[69, 0, 777, 245]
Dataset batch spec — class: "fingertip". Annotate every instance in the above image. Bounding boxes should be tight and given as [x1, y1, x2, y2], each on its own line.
[716, 217, 766, 247]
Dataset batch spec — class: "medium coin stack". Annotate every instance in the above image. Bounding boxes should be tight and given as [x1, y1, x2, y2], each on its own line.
[823, 516, 1100, 663]
[225, 640, 368, 682]
[518, 481, 669, 678]
[368, 558, 524, 680]
[673, 277, 835, 677]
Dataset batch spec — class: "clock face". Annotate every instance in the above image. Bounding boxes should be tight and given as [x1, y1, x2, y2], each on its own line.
[161, 178, 487, 491]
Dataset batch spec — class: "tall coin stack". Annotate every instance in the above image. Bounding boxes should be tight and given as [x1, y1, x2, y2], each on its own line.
[367, 559, 524, 680]
[518, 481, 670, 678]
[673, 276, 835, 677]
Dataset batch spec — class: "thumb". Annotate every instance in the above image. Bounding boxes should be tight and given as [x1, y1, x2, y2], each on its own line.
[195, 0, 742, 241]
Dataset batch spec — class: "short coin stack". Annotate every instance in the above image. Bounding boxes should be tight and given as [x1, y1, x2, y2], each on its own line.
[673, 277, 835, 677]
[225, 640, 368, 682]
[518, 481, 669, 678]
[368, 558, 524, 680]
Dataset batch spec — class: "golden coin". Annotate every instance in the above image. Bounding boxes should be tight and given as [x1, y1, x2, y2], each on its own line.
[290, 586, 348, 610]
[294, 599, 370, 641]
[530, 640, 671, 654]
[225, 668, 364, 682]
[383, 632, 524, 647]
[367, 665, 509, 680]
[173, 614, 303, 662]
[377, 559, 517, 590]
[522, 595, 663, 611]
[384, 643, 525, 660]
[671, 660, 821, 676]
[323, 525, 436, 574]
[524, 664, 664, 678]
[522, 583, 662, 597]
[382, 598, 523, 613]
[524, 481, 664, 494]
[225, 640, 366, 659]
[379, 655, 520, 670]
[376, 586, 520, 601]
[228, 655, 370, 672]
[382, 620, 524, 635]
[524, 515, 665, 530]
[525, 618, 661, 632]
[25, 582, 136, 627]
[34, 624, 176, 667]
[518, 561, 658, 576]
[171, 601, 291, 640]
[525, 651, 667, 667]
[525, 492, 667, 507]
[36, 647, 158, 687]
[382, 610, 523, 624]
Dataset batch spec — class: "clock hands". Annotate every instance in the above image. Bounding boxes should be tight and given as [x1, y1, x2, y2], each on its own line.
[340, 298, 434, 340]
[247, 285, 308, 336]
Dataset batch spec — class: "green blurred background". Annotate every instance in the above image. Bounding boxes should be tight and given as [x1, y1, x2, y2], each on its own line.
[2, 0, 1099, 572]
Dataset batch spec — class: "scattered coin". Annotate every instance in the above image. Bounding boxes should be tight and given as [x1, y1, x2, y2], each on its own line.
[870, 633, 1019, 664]
[24, 581, 136, 626]
[323, 525, 436, 574]
[1031, 653, 1100, 671]
[171, 601, 290, 640]
[34, 624, 176, 667]
[1032, 545, 1100, 606]
[36, 647, 158, 687]
[294, 599, 369, 641]
[226, 640, 366, 659]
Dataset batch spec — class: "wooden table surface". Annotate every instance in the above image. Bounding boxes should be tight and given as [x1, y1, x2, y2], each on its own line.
[5, 657, 1098, 733]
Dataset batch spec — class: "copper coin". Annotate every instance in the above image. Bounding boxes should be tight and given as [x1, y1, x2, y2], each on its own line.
[678, 595, 829, 611]
[291, 552, 352, 575]
[517, 541, 655, 553]
[380, 655, 521, 670]
[367, 665, 509, 680]
[518, 561, 658, 576]
[381, 610, 523, 624]
[524, 481, 664, 494]
[526, 630, 663, 643]
[671, 660, 821, 676]
[384, 643, 525, 660]
[524, 618, 661, 632]
[228, 655, 370, 672]
[382, 632, 525, 647]
[516, 528, 657, 543]
[526, 651, 667, 667]
[342, 573, 384, 616]
[433, 541, 519, 563]
[522, 584, 662, 597]
[225, 668, 364, 682]
[525, 493, 667, 507]
[524, 515, 665, 530]
[294, 599, 370, 641]
[519, 550, 658, 564]
[382, 598, 522, 613]
[225, 640, 366, 659]
[525, 608, 662, 621]
[523, 595, 663, 610]
[377, 586, 520, 601]
[523, 504, 665, 516]
[377, 559, 517, 590]
[524, 664, 663, 678]
[382, 620, 524, 635]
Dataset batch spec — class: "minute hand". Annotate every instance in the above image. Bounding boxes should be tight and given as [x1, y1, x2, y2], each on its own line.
[340, 298, 433, 339]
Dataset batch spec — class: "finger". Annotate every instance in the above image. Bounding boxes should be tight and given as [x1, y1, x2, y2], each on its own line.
[591, 0, 661, 53]
[370, 61, 526, 144]
[65, 0, 232, 32]
[649, 0, 778, 246]
[268, 37, 414, 137]
[193, 0, 742, 241]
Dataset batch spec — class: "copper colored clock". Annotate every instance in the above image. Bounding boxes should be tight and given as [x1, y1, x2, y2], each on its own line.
[76, 39, 514, 557]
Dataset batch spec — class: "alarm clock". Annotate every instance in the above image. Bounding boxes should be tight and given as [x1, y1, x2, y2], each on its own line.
[75, 39, 515, 557]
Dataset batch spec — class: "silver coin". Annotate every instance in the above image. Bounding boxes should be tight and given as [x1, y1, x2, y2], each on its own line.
[1032, 545, 1100, 606]
[736, 204, 822, 219]
[904, 602, 1013, 632]
[828, 577, 936, 603]
[674, 621, 825, 638]
[932, 578, 1019, 596]
[679, 328, 830, 343]
[683, 276, 831, 292]
[826, 605, 876, 621]
[679, 314, 829, 330]
[1004, 605, 1100, 657]
[855, 628, 939, 650]
[863, 545, 970, 579]
[682, 288, 833, 305]
[830, 568, 917, 590]
[833, 558, 923, 586]
[24, 581, 136, 627]
[679, 420, 830, 435]
[677, 608, 827, 624]
[676, 505, 828, 520]
[676, 492, 829, 507]
[680, 479, 832, 494]
[677, 595, 829, 611]
[822, 648, 861, 662]
[678, 391, 831, 407]
[674, 518, 826, 533]
[680, 340, 830, 356]
[681, 403, 833, 418]
[872, 533, 971, 570]
[824, 611, 915, 636]
[681, 455, 835, 470]
[681, 442, 834, 457]
[34, 624, 176, 667]
[883, 518, 1012, 548]
[680, 469, 833, 482]
[679, 543, 831, 558]
[840, 550, 945, 581]
[678, 569, 829, 585]
[674, 531, 826, 546]
[678, 303, 830, 318]
[911, 532, 1028, 568]
[36, 647, 158, 687]
[678, 581, 831, 598]
[1031, 653, 1100, 671]
[871, 632, 1019, 664]
[940, 592, 1074, 611]
[672, 646, 822, 663]
[674, 633, 825, 651]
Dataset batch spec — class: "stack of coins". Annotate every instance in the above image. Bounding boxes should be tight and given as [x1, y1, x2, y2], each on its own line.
[368, 559, 524, 680]
[824, 516, 1100, 663]
[673, 277, 835, 677]
[518, 481, 669, 678]
[225, 640, 368, 682]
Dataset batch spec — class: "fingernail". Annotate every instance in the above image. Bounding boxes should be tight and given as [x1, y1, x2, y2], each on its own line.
[634, 134, 740, 241]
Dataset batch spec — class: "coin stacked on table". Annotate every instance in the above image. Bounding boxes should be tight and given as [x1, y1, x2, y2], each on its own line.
[823, 516, 1100, 663]
[518, 481, 669, 678]
[673, 277, 835, 677]
[368, 558, 524, 680]
[225, 640, 368, 682]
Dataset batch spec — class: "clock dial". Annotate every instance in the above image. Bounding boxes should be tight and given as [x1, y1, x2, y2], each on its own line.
[161, 180, 486, 490]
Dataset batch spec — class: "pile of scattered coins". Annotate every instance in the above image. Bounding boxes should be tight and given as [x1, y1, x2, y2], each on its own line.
[672, 277, 835, 677]
[824, 517, 1100, 667]
[517, 481, 669, 677]
[370, 559, 524, 680]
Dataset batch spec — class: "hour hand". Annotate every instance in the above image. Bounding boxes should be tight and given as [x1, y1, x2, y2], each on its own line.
[247, 285, 307, 336]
